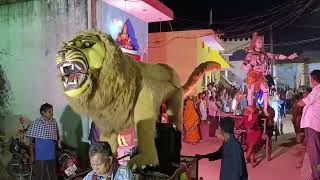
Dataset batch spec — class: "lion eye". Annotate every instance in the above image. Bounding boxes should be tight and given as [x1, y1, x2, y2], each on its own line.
[83, 41, 95, 48]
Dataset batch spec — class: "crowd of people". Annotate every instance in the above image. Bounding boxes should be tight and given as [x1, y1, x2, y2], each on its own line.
[182, 82, 243, 144]
[182, 80, 316, 142]
[23, 69, 320, 180]
[183, 70, 320, 180]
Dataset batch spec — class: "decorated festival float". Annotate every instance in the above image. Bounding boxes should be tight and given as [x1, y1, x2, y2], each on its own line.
[54, 0, 217, 179]
[86, 3, 226, 178]
[218, 32, 299, 168]
[0, 0, 318, 179]
[55, 29, 222, 179]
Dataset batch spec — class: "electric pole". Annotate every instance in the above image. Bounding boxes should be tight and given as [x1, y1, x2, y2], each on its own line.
[269, 25, 276, 88]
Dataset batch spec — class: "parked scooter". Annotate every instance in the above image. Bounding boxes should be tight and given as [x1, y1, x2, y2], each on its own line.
[7, 137, 31, 180]
[57, 143, 84, 180]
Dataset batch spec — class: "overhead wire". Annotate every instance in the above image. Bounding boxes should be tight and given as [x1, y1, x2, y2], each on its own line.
[149, 33, 320, 50]
[171, 0, 312, 39]
[211, 0, 301, 24]
[171, 0, 302, 30]
[222, 0, 311, 38]
[149, 27, 320, 49]
[265, 36, 320, 46]
[280, 0, 314, 29]
[222, 0, 302, 29]
[149, 0, 316, 47]
[149, 32, 216, 48]
[222, 0, 308, 35]
[289, 24, 320, 28]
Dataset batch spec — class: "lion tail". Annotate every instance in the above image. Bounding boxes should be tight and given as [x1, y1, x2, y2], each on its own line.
[182, 61, 221, 96]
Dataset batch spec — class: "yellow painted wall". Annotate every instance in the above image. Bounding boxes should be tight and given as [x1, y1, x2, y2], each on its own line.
[148, 31, 229, 95]
[195, 39, 229, 92]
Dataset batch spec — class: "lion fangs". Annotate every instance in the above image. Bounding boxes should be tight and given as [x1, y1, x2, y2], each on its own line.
[60, 66, 64, 75]
[64, 78, 68, 87]
[62, 63, 71, 67]
[79, 74, 85, 83]
[75, 64, 81, 70]
[132, 164, 137, 171]
[71, 64, 74, 70]
[68, 81, 76, 86]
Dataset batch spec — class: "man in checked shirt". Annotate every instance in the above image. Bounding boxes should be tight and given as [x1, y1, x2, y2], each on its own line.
[26, 103, 59, 180]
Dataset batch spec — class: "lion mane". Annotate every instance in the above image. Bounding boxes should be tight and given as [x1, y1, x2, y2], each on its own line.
[66, 33, 140, 135]
[56, 31, 221, 168]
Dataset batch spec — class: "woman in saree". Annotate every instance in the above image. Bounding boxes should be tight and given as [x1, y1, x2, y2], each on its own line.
[183, 97, 201, 144]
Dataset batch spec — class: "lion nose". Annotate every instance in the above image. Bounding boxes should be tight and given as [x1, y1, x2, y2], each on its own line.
[63, 66, 72, 75]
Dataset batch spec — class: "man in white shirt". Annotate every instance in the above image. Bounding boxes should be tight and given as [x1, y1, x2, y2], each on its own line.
[298, 70, 320, 180]
[208, 96, 219, 137]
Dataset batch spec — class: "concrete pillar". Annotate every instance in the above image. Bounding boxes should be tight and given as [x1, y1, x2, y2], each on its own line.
[296, 63, 302, 88]
[273, 64, 277, 88]
[95, 0, 102, 30]
[88, 0, 97, 29]
[302, 63, 309, 87]
[225, 70, 228, 80]
[297, 63, 309, 87]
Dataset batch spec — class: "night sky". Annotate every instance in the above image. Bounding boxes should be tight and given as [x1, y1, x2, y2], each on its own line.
[161, 0, 290, 23]
[149, 0, 320, 54]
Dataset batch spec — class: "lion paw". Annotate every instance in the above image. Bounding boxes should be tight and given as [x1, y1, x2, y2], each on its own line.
[127, 154, 159, 170]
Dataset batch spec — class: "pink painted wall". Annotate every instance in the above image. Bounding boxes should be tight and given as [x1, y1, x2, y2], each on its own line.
[147, 31, 198, 86]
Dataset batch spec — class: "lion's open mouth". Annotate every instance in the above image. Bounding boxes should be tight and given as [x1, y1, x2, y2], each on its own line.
[57, 61, 87, 90]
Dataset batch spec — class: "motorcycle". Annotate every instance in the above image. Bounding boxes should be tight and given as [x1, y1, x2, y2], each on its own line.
[7, 137, 31, 180]
[57, 143, 83, 180]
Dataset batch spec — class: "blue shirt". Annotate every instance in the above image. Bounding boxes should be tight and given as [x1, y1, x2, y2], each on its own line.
[83, 165, 134, 180]
[203, 135, 248, 180]
[35, 138, 56, 160]
[272, 99, 286, 117]
[240, 97, 248, 111]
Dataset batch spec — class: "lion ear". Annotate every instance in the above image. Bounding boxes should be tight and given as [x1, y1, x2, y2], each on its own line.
[59, 41, 68, 49]
[106, 35, 115, 44]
